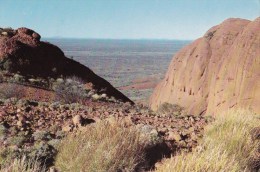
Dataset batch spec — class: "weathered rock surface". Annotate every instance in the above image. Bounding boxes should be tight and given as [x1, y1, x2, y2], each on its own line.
[150, 18, 260, 115]
[0, 27, 132, 103]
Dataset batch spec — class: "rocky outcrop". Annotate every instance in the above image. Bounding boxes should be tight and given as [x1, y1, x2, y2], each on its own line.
[150, 18, 260, 115]
[0, 27, 132, 103]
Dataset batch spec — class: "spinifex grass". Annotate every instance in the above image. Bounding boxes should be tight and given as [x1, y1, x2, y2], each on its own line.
[155, 109, 260, 172]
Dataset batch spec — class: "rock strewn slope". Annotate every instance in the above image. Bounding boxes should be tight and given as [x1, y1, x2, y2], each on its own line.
[0, 27, 132, 103]
[0, 98, 209, 158]
[150, 18, 260, 115]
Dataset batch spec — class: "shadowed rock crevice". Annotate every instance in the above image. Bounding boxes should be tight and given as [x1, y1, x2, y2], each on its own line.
[143, 142, 172, 170]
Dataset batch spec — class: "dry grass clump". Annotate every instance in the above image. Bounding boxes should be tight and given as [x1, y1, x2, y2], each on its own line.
[0, 156, 45, 172]
[55, 121, 148, 172]
[155, 109, 260, 172]
[155, 146, 240, 172]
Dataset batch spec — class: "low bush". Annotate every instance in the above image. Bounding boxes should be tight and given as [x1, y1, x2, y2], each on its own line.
[0, 83, 25, 99]
[0, 125, 7, 139]
[53, 76, 88, 103]
[0, 27, 13, 33]
[157, 102, 184, 115]
[55, 121, 148, 172]
[155, 109, 260, 172]
[0, 142, 55, 170]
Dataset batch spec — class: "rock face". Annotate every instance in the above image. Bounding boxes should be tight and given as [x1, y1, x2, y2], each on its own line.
[150, 18, 260, 115]
[0, 27, 132, 103]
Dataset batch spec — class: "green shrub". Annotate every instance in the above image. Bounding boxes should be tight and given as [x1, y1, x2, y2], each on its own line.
[2, 59, 13, 71]
[28, 142, 56, 168]
[13, 74, 25, 83]
[7, 135, 27, 147]
[32, 131, 52, 141]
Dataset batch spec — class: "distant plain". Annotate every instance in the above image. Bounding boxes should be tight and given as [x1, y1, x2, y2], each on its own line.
[45, 39, 190, 102]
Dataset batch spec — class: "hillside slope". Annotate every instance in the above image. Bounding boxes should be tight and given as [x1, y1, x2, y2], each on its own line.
[0, 27, 132, 103]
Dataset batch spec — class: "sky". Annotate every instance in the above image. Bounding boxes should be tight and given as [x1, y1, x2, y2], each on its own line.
[0, 0, 259, 40]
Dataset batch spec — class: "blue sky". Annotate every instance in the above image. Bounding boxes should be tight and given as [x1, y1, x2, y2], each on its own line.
[0, 0, 259, 39]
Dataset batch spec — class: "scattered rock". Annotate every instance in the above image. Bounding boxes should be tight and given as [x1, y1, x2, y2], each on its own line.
[16, 120, 23, 127]
[168, 132, 181, 142]
[0, 97, 209, 170]
[62, 125, 73, 132]
[72, 115, 82, 126]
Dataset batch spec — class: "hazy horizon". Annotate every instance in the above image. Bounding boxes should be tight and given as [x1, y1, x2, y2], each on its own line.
[1, 0, 259, 40]
[43, 37, 193, 41]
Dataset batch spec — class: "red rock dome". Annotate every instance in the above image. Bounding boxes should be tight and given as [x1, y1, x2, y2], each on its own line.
[150, 17, 260, 115]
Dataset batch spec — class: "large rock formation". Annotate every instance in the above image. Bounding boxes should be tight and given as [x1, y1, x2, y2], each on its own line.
[0, 27, 132, 103]
[150, 18, 260, 115]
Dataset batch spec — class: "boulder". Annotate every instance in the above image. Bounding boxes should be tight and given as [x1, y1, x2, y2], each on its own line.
[72, 115, 82, 127]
